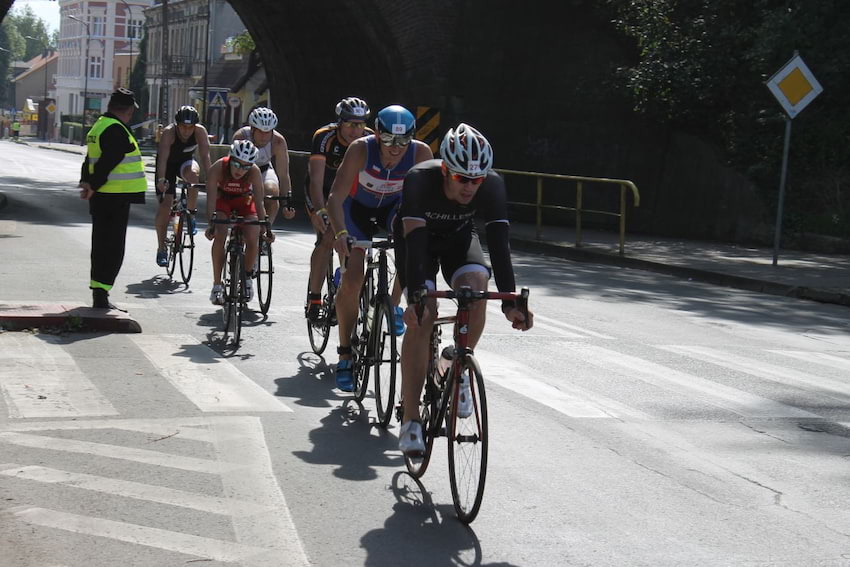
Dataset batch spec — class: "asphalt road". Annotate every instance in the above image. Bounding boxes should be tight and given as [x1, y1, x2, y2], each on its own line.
[2, 141, 850, 567]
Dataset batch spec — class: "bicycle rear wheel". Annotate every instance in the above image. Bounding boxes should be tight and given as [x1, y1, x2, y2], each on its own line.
[178, 213, 194, 285]
[256, 238, 273, 314]
[352, 285, 372, 402]
[447, 354, 488, 524]
[307, 256, 335, 355]
[166, 231, 178, 278]
[372, 297, 398, 428]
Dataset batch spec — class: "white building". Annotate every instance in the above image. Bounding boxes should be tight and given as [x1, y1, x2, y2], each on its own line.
[55, 0, 153, 133]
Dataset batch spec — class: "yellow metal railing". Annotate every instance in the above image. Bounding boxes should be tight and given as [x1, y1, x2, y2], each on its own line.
[495, 169, 640, 256]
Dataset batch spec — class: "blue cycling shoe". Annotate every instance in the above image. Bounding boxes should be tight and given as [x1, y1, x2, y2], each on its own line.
[336, 359, 354, 392]
[188, 215, 197, 235]
[393, 305, 405, 336]
[156, 249, 168, 267]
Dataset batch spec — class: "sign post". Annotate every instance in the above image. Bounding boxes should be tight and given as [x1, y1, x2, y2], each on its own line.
[765, 52, 823, 265]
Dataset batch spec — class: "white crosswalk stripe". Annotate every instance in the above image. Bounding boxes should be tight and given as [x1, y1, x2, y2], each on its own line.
[768, 350, 850, 372]
[0, 334, 118, 418]
[130, 334, 292, 413]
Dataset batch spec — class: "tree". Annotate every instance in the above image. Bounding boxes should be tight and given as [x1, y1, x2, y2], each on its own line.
[5, 5, 52, 59]
[611, 0, 850, 237]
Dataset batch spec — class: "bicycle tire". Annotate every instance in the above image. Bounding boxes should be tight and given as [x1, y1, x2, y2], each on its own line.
[352, 283, 372, 402]
[178, 213, 194, 285]
[307, 255, 334, 355]
[222, 245, 242, 348]
[404, 383, 437, 478]
[257, 237, 273, 314]
[372, 296, 398, 428]
[166, 228, 178, 278]
[447, 354, 488, 524]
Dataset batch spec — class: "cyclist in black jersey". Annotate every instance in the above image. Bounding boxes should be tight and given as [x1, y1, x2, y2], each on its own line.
[154, 105, 211, 266]
[304, 97, 374, 322]
[394, 124, 534, 454]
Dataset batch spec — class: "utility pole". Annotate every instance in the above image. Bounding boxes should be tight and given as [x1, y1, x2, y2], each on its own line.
[201, 0, 210, 123]
[119, 0, 134, 85]
[158, 0, 169, 127]
[68, 14, 90, 145]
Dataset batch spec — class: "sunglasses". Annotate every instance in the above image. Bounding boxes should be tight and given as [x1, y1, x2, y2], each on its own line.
[230, 159, 252, 170]
[342, 121, 366, 129]
[450, 172, 486, 185]
[379, 132, 413, 147]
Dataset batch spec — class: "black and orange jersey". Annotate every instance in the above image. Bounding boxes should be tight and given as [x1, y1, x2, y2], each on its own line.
[304, 122, 375, 196]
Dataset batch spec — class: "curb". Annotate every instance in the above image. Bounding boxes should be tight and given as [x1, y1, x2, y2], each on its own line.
[37, 144, 86, 155]
[511, 237, 850, 308]
[0, 304, 142, 334]
[0, 191, 6, 210]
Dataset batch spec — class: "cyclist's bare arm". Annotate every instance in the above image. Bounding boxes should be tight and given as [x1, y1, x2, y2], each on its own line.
[195, 124, 213, 178]
[204, 160, 223, 221]
[412, 139, 435, 164]
[156, 125, 175, 190]
[327, 139, 367, 258]
[231, 127, 247, 141]
[272, 132, 292, 195]
[307, 156, 328, 230]
[249, 166, 268, 220]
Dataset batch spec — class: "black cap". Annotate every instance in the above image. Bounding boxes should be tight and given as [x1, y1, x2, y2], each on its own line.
[109, 87, 139, 109]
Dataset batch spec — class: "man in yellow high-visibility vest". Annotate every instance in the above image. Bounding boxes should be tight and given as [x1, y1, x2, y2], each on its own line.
[78, 88, 147, 310]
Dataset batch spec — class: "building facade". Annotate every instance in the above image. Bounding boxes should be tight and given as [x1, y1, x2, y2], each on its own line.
[143, 0, 243, 127]
[55, 0, 152, 132]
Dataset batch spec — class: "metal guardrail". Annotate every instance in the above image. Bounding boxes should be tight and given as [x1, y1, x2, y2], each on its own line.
[207, 145, 639, 255]
[495, 168, 640, 256]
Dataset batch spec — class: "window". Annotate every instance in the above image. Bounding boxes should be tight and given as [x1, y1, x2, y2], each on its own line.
[89, 55, 103, 79]
[128, 19, 142, 40]
[92, 16, 105, 37]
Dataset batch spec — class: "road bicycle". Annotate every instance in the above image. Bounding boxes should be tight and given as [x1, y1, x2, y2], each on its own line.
[402, 286, 530, 523]
[165, 181, 201, 285]
[306, 245, 339, 355]
[349, 234, 399, 429]
[211, 213, 269, 350]
[254, 194, 293, 315]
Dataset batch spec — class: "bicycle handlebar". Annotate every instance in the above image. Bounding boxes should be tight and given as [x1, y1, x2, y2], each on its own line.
[412, 286, 531, 326]
[265, 194, 293, 207]
[210, 217, 270, 227]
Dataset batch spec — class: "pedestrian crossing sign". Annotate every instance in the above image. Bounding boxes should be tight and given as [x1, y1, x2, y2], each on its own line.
[766, 54, 822, 119]
[208, 92, 227, 109]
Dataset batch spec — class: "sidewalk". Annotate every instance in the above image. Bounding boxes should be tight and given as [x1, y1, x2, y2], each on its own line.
[509, 223, 850, 307]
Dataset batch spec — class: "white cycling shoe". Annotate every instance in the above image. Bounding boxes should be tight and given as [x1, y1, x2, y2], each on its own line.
[398, 420, 425, 455]
[244, 279, 254, 302]
[456, 372, 473, 419]
[209, 284, 224, 305]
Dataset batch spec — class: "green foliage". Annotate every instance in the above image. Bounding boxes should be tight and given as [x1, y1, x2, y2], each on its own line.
[231, 30, 255, 54]
[610, 0, 850, 236]
[5, 4, 51, 59]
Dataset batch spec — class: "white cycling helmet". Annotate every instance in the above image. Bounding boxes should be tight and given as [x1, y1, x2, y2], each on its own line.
[230, 139, 259, 163]
[440, 123, 494, 177]
[248, 107, 278, 132]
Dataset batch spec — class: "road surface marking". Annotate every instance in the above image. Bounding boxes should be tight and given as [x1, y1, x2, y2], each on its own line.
[130, 334, 292, 412]
[662, 345, 850, 403]
[0, 465, 276, 517]
[768, 350, 850, 372]
[475, 349, 649, 418]
[0, 432, 243, 474]
[0, 334, 118, 418]
[575, 345, 818, 418]
[7, 506, 271, 563]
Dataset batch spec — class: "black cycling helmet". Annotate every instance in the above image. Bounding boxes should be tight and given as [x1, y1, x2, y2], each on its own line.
[335, 97, 370, 122]
[175, 105, 200, 125]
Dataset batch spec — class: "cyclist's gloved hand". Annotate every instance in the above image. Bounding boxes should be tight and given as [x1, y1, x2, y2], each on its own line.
[205, 225, 215, 241]
[264, 229, 276, 243]
[333, 230, 352, 260]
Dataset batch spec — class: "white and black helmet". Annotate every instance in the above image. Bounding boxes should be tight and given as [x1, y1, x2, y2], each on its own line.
[440, 123, 493, 177]
[335, 97, 370, 121]
[230, 139, 259, 163]
[248, 107, 278, 132]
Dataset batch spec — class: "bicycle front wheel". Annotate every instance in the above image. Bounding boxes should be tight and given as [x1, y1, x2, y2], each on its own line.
[178, 214, 194, 285]
[352, 286, 372, 402]
[166, 231, 178, 278]
[447, 354, 488, 524]
[307, 256, 334, 355]
[222, 246, 243, 349]
[256, 238, 273, 314]
[372, 297, 398, 428]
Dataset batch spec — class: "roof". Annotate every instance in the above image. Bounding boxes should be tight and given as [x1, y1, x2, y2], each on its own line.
[12, 51, 58, 83]
[192, 55, 247, 91]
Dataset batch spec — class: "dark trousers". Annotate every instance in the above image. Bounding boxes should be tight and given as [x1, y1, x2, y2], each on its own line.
[89, 194, 131, 290]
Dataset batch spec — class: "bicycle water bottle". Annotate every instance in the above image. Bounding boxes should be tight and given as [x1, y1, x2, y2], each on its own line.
[333, 267, 341, 288]
[436, 346, 454, 383]
[171, 211, 179, 234]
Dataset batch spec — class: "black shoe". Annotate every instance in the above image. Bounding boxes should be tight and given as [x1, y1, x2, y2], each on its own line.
[92, 289, 127, 312]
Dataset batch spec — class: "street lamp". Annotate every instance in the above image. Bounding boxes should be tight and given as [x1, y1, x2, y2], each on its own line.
[119, 0, 134, 85]
[68, 14, 90, 145]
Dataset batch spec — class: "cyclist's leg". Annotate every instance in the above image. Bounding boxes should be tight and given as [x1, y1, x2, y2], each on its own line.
[179, 159, 201, 210]
[335, 246, 366, 360]
[446, 233, 491, 349]
[308, 224, 334, 295]
[262, 167, 280, 225]
[211, 199, 234, 288]
[155, 167, 178, 255]
[399, 292, 436, 426]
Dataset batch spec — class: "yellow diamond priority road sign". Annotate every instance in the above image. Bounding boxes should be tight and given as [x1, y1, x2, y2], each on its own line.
[766, 54, 822, 119]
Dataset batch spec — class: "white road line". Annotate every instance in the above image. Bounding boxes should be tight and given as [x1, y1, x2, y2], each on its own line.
[2, 416, 215, 441]
[0, 432, 243, 474]
[485, 304, 614, 339]
[130, 334, 292, 413]
[7, 506, 271, 563]
[768, 350, 850, 372]
[576, 345, 818, 418]
[211, 417, 310, 566]
[662, 345, 850, 404]
[0, 334, 118, 418]
[474, 350, 649, 419]
[0, 465, 276, 517]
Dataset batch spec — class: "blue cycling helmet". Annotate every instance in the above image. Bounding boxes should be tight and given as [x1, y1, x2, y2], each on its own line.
[375, 105, 415, 136]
